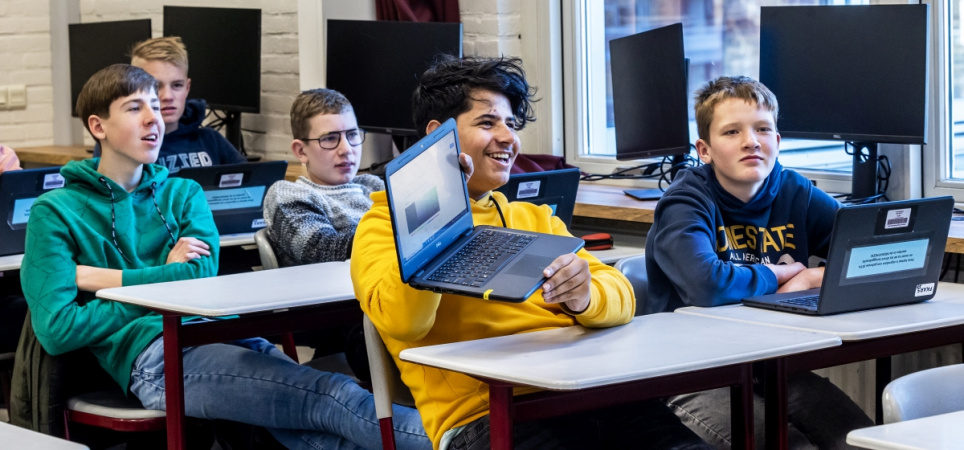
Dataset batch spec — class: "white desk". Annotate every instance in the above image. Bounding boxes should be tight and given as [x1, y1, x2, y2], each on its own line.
[0, 421, 89, 449]
[675, 282, 964, 450]
[846, 410, 964, 450]
[401, 313, 840, 450]
[96, 261, 359, 450]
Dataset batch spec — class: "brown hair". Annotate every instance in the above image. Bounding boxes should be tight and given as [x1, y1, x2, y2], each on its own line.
[75, 64, 157, 142]
[290, 89, 354, 139]
[694, 76, 778, 143]
[131, 36, 189, 72]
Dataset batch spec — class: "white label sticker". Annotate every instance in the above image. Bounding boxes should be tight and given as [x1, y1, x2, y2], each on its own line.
[884, 208, 911, 229]
[251, 218, 266, 229]
[218, 173, 244, 188]
[43, 173, 65, 190]
[915, 282, 935, 297]
[516, 180, 541, 199]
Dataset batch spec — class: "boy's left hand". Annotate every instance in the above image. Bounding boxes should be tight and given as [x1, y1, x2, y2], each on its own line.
[776, 267, 825, 293]
[541, 253, 591, 313]
[166, 237, 211, 264]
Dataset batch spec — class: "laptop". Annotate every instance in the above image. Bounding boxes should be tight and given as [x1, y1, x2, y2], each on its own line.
[495, 168, 581, 228]
[174, 161, 287, 235]
[0, 167, 67, 256]
[743, 196, 954, 315]
[385, 118, 586, 303]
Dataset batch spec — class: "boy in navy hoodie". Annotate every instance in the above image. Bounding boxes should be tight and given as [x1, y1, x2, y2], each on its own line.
[93, 37, 246, 172]
[644, 76, 872, 449]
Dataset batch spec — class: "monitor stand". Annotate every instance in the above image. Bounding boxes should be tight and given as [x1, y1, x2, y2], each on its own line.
[623, 154, 688, 201]
[849, 141, 880, 203]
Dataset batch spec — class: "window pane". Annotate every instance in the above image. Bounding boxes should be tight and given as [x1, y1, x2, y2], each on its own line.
[587, 0, 864, 175]
[952, 0, 964, 179]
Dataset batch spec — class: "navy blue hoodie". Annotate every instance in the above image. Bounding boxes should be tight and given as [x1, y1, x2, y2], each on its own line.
[94, 99, 246, 173]
[643, 162, 840, 314]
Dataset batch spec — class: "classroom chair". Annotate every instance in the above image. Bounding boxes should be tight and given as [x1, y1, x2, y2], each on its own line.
[881, 363, 964, 423]
[362, 315, 415, 450]
[614, 254, 648, 316]
[254, 228, 279, 271]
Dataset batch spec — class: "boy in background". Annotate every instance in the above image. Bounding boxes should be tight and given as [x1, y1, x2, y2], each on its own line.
[21, 63, 429, 450]
[263, 88, 382, 267]
[645, 75, 872, 448]
[353, 55, 710, 450]
[93, 36, 246, 172]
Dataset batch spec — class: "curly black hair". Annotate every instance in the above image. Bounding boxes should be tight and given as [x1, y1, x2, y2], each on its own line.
[411, 55, 537, 137]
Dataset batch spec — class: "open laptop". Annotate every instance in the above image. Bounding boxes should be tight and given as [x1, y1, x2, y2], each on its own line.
[743, 196, 954, 315]
[495, 168, 581, 228]
[0, 167, 66, 256]
[174, 161, 287, 235]
[385, 118, 586, 303]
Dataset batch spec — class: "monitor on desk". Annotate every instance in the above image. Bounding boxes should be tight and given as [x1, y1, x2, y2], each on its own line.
[0, 167, 66, 256]
[68, 19, 152, 117]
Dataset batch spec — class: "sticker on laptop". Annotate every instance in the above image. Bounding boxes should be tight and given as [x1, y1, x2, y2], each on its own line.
[915, 282, 935, 297]
[884, 208, 912, 229]
[218, 173, 244, 188]
[43, 173, 65, 190]
[251, 218, 266, 229]
[516, 181, 541, 199]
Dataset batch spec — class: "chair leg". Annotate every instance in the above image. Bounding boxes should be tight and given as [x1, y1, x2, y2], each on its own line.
[379, 417, 397, 450]
[280, 332, 298, 362]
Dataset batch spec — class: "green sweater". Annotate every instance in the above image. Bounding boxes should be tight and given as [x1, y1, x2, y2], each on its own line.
[20, 159, 219, 391]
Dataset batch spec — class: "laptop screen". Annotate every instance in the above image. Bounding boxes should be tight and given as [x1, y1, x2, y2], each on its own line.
[388, 128, 466, 262]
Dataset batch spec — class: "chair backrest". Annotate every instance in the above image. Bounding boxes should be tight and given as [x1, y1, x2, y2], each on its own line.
[882, 363, 964, 423]
[362, 315, 415, 450]
[614, 254, 648, 316]
[254, 228, 279, 270]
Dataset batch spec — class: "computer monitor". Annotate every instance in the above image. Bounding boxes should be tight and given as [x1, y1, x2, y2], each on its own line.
[326, 20, 462, 137]
[164, 6, 261, 150]
[68, 19, 152, 117]
[759, 4, 930, 201]
[609, 23, 690, 162]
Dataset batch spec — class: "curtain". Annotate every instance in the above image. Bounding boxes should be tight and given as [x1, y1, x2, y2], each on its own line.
[376, 0, 460, 23]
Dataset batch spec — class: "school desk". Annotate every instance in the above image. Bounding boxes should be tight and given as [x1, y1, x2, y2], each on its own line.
[0, 421, 89, 449]
[95, 261, 359, 450]
[399, 312, 841, 450]
[846, 410, 964, 450]
[676, 282, 964, 450]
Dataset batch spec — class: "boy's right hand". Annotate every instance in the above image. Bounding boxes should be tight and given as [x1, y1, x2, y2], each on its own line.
[166, 237, 211, 264]
[764, 262, 807, 286]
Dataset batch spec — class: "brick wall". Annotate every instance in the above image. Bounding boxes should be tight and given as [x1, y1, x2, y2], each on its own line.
[460, 0, 522, 58]
[0, 1, 54, 148]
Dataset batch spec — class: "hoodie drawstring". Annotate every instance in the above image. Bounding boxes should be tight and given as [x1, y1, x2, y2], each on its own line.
[99, 177, 177, 264]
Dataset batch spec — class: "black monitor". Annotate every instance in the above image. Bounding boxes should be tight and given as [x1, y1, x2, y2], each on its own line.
[326, 20, 462, 137]
[164, 6, 261, 152]
[609, 23, 690, 162]
[68, 19, 152, 117]
[760, 4, 930, 201]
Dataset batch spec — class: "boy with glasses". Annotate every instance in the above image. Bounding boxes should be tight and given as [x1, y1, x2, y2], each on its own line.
[263, 88, 381, 267]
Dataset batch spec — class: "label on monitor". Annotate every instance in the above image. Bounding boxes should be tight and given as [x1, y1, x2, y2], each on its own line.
[218, 172, 244, 188]
[516, 180, 541, 199]
[43, 173, 65, 190]
[915, 283, 935, 297]
[884, 208, 912, 229]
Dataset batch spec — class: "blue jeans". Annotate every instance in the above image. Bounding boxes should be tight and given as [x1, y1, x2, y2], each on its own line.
[666, 371, 873, 450]
[130, 337, 430, 450]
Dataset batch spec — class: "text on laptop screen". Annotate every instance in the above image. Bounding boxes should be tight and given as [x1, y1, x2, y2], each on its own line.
[10, 197, 37, 227]
[203, 186, 266, 211]
[390, 130, 464, 261]
[845, 238, 929, 279]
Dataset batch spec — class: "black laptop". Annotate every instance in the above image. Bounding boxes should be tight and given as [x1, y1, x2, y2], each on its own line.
[0, 167, 66, 256]
[743, 197, 954, 315]
[385, 118, 585, 303]
[174, 161, 287, 235]
[495, 168, 580, 228]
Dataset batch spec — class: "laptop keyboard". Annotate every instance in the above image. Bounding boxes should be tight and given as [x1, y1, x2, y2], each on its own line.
[779, 295, 820, 308]
[427, 230, 535, 287]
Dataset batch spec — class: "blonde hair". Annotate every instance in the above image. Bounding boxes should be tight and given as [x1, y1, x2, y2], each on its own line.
[130, 36, 189, 73]
[290, 89, 354, 139]
[694, 76, 778, 143]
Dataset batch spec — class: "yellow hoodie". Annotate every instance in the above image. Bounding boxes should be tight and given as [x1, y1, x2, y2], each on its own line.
[351, 190, 635, 448]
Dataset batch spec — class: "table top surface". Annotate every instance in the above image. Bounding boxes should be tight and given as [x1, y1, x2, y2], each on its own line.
[399, 312, 840, 391]
[0, 421, 89, 450]
[846, 410, 964, 450]
[676, 282, 964, 341]
[97, 261, 354, 316]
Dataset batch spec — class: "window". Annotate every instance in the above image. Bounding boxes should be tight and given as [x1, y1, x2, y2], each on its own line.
[564, 0, 867, 193]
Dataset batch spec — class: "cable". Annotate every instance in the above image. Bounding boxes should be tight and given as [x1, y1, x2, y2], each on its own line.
[579, 149, 701, 191]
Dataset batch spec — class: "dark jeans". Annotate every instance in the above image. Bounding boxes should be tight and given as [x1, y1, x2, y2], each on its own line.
[667, 371, 873, 450]
[448, 399, 712, 450]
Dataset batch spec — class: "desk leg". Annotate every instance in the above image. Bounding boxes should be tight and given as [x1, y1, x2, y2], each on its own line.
[874, 356, 891, 425]
[163, 314, 187, 450]
[764, 359, 788, 450]
[730, 363, 754, 450]
[488, 383, 514, 450]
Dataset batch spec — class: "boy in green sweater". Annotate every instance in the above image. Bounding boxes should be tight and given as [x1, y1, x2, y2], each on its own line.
[20, 64, 428, 450]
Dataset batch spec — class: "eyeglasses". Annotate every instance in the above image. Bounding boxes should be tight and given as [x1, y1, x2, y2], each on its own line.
[301, 129, 366, 150]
